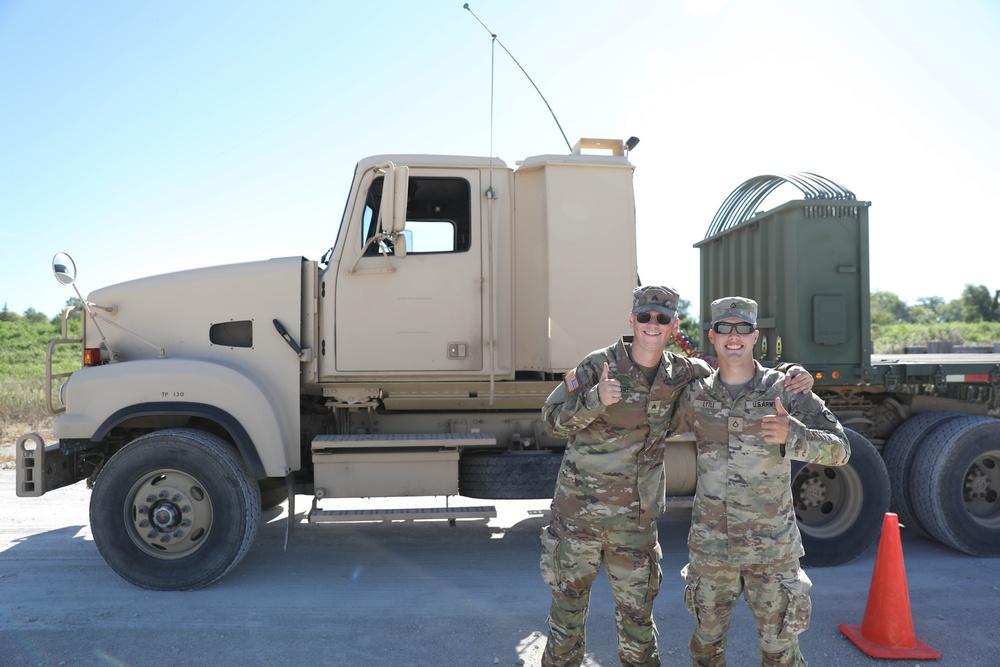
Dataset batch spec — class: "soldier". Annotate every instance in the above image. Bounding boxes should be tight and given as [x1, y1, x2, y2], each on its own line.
[672, 296, 850, 667]
[539, 286, 814, 667]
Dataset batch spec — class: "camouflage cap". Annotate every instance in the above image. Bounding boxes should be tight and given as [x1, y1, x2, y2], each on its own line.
[710, 296, 758, 326]
[632, 285, 679, 317]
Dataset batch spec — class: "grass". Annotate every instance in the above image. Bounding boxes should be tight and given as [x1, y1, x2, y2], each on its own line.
[0, 376, 54, 465]
[1, 318, 81, 458]
[0, 317, 82, 380]
[0, 375, 53, 424]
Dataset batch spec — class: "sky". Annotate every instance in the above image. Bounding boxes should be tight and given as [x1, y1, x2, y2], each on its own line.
[2, 0, 998, 321]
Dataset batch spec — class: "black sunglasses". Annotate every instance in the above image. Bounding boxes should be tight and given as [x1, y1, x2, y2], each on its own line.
[713, 322, 755, 335]
[636, 312, 672, 325]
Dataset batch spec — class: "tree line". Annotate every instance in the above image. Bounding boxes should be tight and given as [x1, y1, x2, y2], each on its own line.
[1, 299, 82, 325]
[872, 284, 1000, 326]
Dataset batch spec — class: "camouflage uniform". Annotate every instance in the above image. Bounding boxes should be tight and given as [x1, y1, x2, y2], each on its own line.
[540, 287, 713, 667]
[671, 297, 850, 667]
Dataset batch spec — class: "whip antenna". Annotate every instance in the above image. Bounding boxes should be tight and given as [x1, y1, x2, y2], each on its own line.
[464, 3, 572, 153]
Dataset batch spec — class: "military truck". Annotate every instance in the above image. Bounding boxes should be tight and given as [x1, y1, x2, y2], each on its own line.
[15, 143, 1000, 591]
[16, 138, 640, 590]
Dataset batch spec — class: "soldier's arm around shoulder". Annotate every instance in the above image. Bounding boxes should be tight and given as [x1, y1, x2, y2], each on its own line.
[665, 351, 714, 383]
[542, 355, 606, 438]
[689, 355, 714, 380]
[782, 390, 850, 466]
[668, 381, 698, 437]
[774, 361, 815, 394]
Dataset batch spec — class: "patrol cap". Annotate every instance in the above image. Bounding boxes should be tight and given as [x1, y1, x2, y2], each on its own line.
[710, 296, 758, 326]
[632, 285, 679, 317]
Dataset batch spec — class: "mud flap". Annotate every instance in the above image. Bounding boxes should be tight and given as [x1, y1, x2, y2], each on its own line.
[284, 472, 296, 551]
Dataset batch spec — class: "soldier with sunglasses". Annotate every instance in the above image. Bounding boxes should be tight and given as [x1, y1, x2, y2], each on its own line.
[538, 287, 815, 667]
[672, 297, 850, 667]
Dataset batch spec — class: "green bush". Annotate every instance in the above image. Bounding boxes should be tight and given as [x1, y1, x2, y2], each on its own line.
[0, 318, 81, 422]
[871, 322, 1000, 354]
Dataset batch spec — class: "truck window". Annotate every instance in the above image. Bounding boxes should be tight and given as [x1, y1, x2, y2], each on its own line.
[363, 175, 472, 256]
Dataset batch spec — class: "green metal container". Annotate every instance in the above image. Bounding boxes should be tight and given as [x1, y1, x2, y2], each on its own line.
[695, 174, 872, 382]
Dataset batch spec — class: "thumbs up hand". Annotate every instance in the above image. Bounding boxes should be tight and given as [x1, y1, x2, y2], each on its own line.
[597, 362, 622, 406]
[761, 396, 791, 444]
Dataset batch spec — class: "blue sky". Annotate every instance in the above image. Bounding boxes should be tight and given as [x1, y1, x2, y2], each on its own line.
[2, 0, 998, 321]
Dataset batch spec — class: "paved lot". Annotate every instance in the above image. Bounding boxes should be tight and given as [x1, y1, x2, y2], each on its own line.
[1, 470, 998, 666]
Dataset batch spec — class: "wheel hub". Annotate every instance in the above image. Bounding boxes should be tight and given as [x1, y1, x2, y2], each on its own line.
[797, 476, 827, 509]
[150, 500, 182, 531]
[126, 470, 212, 558]
[964, 465, 995, 502]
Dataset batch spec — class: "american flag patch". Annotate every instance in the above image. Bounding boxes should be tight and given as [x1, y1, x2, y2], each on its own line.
[565, 369, 580, 392]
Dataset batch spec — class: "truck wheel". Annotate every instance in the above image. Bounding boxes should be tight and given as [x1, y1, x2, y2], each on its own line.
[883, 411, 963, 537]
[910, 416, 1000, 557]
[792, 428, 889, 567]
[90, 428, 261, 591]
[459, 451, 563, 499]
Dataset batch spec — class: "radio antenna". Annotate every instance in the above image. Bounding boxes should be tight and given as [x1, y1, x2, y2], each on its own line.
[464, 3, 572, 153]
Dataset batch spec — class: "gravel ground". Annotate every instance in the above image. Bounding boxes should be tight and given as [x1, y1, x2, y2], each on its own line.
[2, 458, 999, 666]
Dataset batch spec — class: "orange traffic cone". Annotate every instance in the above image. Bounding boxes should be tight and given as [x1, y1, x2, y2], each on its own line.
[839, 513, 940, 659]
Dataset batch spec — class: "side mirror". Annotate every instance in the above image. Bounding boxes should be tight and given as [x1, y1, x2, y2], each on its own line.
[52, 252, 77, 286]
[377, 163, 409, 234]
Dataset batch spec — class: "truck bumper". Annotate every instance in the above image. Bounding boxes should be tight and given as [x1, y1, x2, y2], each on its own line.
[15, 433, 83, 497]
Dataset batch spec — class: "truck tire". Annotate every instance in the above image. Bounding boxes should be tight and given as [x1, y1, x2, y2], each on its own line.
[90, 428, 261, 591]
[459, 451, 563, 499]
[909, 416, 1000, 557]
[883, 411, 963, 537]
[792, 428, 889, 567]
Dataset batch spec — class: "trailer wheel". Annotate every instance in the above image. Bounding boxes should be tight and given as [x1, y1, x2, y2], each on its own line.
[910, 416, 1000, 557]
[459, 451, 563, 499]
[883, 411, 963, 536]
[792, 428, 889, 567]
[90, 428, 261, 591]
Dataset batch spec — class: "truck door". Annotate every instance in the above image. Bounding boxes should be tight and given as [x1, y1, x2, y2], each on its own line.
[334, 168, 483, 372]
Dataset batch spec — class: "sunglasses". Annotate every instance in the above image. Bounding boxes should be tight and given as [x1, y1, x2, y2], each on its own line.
[636, 312, 672, 325]
[713, 322, 755, 335]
